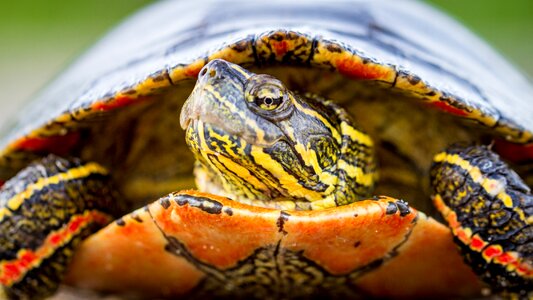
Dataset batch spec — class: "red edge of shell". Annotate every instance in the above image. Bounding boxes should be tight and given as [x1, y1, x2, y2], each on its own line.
[3, 32, 531, 170]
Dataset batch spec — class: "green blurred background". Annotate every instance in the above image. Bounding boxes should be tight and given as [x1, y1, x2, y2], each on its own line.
[0, 0, 531, 129]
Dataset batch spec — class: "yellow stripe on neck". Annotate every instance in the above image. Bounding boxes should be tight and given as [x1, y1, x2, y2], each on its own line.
[434, 152, 513, 208]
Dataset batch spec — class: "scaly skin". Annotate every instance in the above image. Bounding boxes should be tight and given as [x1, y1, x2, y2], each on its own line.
[181, 59, 376, 210]
[0, 156, 120, 299]
[0, 60, 531, 299]
[431, 145, 532, 298]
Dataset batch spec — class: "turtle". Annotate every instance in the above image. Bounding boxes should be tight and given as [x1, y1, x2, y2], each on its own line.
[0, 0, 532, 299]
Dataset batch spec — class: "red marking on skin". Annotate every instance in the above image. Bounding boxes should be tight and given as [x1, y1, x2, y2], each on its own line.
[0, 211, 110, 286]
[13, 132, 80, 155]
[68, 217, 84, 232]
[493, 139, 533, 163]
[335, 57, 389, 80]
[495, 252, 516, 265]
[516, 264, 530, 276]
[272, 40, 289, 56]
[18, 252, 36, 270]
[429, 101, 468, 117]
[483, 245, 503, 259]
[439, 198, 533, 278]
[2, 264, 18, 284]
[470, 235, 486, 251]
[0, 180, 4, 188]
[49, 234, 62, 246]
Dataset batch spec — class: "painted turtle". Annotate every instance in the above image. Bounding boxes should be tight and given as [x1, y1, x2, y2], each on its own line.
[0, 0, 531, 299]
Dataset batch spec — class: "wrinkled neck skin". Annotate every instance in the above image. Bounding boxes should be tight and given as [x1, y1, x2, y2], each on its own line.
[181, 60, 376, 211]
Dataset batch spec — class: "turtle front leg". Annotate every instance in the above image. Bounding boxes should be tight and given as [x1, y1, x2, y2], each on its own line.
[430, 145, 532, 298]
[0, 155, 120, 299]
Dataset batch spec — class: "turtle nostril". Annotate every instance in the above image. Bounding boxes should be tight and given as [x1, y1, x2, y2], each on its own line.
[200, 68, 207, 77]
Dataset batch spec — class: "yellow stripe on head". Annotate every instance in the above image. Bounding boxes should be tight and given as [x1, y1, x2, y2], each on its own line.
[292, 96, 341, 143]
[340, 122, 373, 147]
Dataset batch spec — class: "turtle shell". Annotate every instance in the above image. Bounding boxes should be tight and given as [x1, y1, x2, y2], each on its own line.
[0, 0, 532, 298]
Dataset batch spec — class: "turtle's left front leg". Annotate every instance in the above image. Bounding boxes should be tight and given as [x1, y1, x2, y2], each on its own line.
[430, 145, 532, 298]
[0, 155, 121, 299]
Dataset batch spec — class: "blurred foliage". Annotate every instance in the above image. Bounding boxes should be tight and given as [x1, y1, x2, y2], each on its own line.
[0, 0, 153, 59]
[0, 0, 153, 122]
[427, 0, 532, 77]
[0, 0, 531, 120]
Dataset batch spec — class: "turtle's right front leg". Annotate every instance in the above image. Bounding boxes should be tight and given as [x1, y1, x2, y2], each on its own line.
[430, 145, 532, 298]
[0, 155, 120, 299]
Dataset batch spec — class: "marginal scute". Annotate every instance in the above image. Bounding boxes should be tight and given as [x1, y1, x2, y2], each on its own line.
[254, 30, 314, 65]
[208, 37, 256, 68]
[312, 39, 396, 82]
[113, 70, 172, 101]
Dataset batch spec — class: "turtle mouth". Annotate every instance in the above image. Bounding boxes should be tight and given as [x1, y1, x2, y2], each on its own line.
[179, 84, 202, 130]
[179, 112, 192, 130]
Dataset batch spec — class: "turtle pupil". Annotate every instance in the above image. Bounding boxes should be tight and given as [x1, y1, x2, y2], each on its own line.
[254, 95, 282, 110]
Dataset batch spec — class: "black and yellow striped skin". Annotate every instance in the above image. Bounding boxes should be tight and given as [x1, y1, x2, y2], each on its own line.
[431, 145, 532, 298]
[0, 155, 119, 299]
[182, 60, 376, 210]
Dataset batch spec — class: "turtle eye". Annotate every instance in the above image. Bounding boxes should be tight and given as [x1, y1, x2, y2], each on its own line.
[245, 74, 293, 119]
[254, 90, 284, 111]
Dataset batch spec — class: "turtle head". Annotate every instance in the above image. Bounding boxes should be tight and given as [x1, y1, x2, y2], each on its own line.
[180, 59, 376, 209]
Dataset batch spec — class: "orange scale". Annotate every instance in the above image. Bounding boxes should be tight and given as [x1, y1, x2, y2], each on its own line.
[482, 245, 503, 261]
[469, 235, 487, 252]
